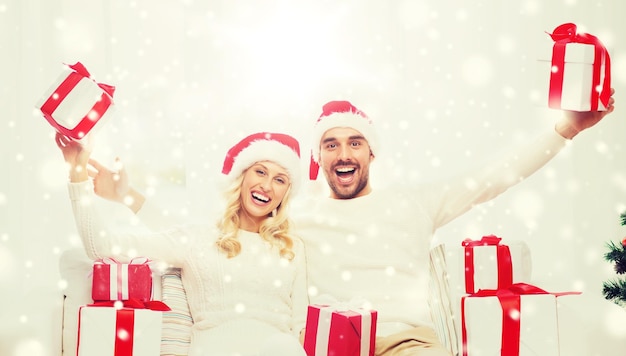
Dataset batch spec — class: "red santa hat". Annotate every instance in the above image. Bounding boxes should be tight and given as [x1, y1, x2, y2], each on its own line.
[222, 132, 301, 193]
[309, 100, 379, 180]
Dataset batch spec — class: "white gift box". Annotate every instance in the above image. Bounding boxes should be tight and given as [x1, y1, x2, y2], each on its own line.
[446, 238, 532, 295]
[443, 237, 532, 354]
[462, 289, 579, 356]
[536, 42, 607, 111]
[533, 23, 611, 112]
[77, 305, 163, 356]
[37, 62, 115, 140]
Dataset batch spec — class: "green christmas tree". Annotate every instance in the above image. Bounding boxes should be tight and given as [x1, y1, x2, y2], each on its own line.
[602, 212, 626, 306]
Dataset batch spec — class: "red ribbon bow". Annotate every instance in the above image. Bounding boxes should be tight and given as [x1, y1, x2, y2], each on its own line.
[462, 235, 513, 294]
[89, 298, 171, 311]
[67, 62, 116, 97]
[461, 235, 502, 247]
[461, 283, 580, 356]
[547, 23, 611, 110]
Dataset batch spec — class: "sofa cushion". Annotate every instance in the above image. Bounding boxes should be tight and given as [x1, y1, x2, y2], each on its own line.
[59, 248, 92, 356]
[429, 244, 458, 356]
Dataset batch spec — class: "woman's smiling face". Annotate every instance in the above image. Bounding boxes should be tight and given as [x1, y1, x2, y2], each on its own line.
[238, 161, 291, 232]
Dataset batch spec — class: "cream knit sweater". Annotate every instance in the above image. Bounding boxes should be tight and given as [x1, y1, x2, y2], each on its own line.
[68, 181, 308, 354]
[292, 129, 568, 337]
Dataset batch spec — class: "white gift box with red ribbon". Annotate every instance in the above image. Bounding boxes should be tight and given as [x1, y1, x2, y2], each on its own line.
[446, 236, 532, 296]
[445, 236, 532, 354]
[535, 23, 611, 112]
[92, 258, 153, 302]
[36, 62, 115, 140]
[304, 303, 377, 356]
[461, 283, 580, 356]
[77, 300, 169, 356]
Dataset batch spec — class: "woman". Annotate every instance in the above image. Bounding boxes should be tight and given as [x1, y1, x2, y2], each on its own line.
[56, 131, 308, 356]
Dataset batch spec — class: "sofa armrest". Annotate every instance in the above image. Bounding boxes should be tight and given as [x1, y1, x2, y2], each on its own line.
[59, 249, 92, 356]
[429, 244, 459, 356]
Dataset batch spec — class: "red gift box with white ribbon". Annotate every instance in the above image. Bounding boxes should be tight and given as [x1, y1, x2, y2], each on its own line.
[539, 23, 611, 112]
[92, 258, 153, 302]
[461, 283, 580, 356]
[77, 299, 170, 356]
[304, 303, 377, 356]
[37, 61, 115, 139]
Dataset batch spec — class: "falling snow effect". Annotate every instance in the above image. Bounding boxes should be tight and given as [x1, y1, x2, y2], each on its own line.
[2, 0, 626, 354]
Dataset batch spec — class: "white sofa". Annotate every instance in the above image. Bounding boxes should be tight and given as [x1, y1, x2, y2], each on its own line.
[59, 242, 626, 356]
[59, 246, 463, 356]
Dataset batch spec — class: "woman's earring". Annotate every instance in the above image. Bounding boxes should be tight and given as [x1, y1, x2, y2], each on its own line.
[272, 208, 277, 217]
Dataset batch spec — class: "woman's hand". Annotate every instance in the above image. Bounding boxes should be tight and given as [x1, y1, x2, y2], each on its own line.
[299, 328, 306, 345]
[55, 133, 91, 182]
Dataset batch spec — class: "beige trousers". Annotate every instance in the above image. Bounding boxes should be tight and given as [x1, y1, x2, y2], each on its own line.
[375, 326, 452, 356]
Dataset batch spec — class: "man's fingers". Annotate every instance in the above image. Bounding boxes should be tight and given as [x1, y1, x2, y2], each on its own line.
[86, 157, 127, 183]
[87, 167, 98, 178]
[113, 158, 128, 181]
[88, 158, 107, 172]
[113, 157, 124, 172]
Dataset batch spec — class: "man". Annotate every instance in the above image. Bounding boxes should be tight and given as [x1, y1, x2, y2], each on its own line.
[291, 96, 616, 356]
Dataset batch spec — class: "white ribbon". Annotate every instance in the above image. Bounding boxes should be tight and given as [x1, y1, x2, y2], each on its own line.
[109, 264, 128, 300]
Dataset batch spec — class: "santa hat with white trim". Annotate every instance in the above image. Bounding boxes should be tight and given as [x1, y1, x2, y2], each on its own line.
[222, 132, 301, 193]
[309, 100, 379, 180]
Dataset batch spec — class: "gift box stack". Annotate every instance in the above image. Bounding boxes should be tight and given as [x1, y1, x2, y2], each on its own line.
[303, 303, 377, 356]
[444, 235, 580, 356]
[36, 61, 115, 140]
[535, 22, 611, 112]
[76, 257, 170, 356]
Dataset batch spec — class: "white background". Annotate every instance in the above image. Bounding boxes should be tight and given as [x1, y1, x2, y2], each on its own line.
[2, 0, 626, 354]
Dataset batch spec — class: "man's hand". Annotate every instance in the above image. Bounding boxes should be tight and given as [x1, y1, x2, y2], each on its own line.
[556, 88, 616, 139]
[88, 157, 145, 213]
[88, 157, 130, 204]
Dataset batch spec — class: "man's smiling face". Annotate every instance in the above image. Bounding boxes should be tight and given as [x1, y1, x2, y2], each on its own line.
[318, 127, 374, 199]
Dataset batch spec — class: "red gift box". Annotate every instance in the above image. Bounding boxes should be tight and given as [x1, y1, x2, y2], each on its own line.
[37, 61, 115, 139]
[546, 23, 611, 111]
[304, 304, 377, 356]
[92, 258, 153, 302]
[77, 299, 170, 356]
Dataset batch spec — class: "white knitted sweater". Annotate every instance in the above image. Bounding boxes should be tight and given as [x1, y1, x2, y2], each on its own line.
[292, 129, 567, 337]
[68, 181, 308, 352]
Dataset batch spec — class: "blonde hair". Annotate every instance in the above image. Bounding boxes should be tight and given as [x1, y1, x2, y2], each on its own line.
[215, 167, 296, 260]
